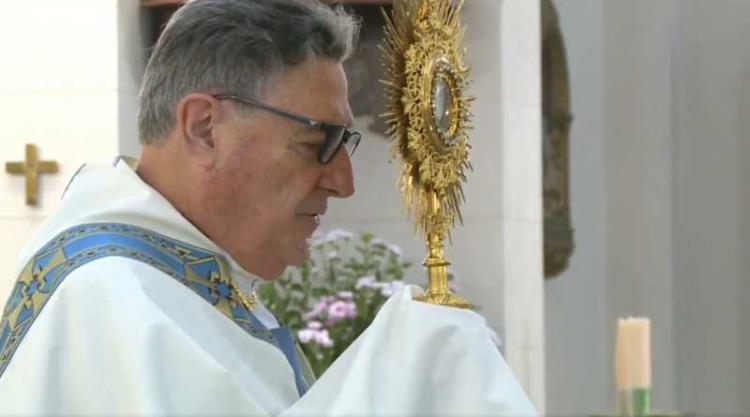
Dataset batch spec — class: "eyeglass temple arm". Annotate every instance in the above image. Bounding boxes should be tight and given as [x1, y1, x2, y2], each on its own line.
[213, 94, 319, 128]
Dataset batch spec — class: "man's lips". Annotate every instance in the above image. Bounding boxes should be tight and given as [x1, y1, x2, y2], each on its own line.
[297, 209, 326, 217]
[296, 202, 327, 218]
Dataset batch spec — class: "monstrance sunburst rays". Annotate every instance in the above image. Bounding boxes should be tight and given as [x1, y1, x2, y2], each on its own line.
[380, 0, 474, 308]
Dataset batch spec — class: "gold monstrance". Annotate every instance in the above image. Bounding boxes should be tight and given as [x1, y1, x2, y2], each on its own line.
[381, 0, 473, 308]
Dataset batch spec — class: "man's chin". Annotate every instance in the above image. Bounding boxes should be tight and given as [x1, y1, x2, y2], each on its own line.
[289, 242, 312, 266]
[272, 237, 310, 270]
[248, 236, 312, 278]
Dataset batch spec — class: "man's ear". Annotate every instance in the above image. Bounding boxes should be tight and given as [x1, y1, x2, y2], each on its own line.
[175, 93, 221, 167]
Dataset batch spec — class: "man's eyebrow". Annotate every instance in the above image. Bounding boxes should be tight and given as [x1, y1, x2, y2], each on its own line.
[321, 114, 353, 127]
[320, 119, 354, 129]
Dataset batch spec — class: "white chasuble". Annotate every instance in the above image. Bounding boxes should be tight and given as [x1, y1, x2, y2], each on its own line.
[0, 160, 536, 416]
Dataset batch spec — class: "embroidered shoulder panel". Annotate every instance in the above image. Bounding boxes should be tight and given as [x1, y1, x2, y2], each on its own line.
[0, 223, 278, 379]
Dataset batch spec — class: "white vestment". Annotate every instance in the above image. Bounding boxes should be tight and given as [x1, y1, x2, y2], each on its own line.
[0, 160, 536, 416]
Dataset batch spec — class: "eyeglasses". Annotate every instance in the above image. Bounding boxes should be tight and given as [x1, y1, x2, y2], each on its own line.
[212, 94, 361, 165]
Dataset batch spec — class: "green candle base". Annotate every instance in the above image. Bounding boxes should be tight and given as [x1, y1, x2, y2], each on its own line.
[632, 388, 651, 417]
[618, 388, 651, 417]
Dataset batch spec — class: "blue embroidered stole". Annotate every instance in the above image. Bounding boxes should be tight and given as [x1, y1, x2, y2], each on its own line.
[0, 223, 314, 396]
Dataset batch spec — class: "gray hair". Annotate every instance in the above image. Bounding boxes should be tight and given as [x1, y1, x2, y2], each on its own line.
[138, 0, 359, 145]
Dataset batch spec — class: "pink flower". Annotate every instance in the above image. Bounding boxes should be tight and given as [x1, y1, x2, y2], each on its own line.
[302, 298, 330, 321]
[327, 300, 358, 325]
[298, 328, 335, 348]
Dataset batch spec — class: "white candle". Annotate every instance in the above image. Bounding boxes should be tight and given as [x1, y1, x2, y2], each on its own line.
[616, 317, 651, 390]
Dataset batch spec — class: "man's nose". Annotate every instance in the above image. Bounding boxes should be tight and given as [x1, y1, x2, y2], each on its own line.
[320, 148, 355, 198]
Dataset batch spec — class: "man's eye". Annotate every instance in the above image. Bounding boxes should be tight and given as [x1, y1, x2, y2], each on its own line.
[296, 141, 321, 157]
[292, 134, 323, 157]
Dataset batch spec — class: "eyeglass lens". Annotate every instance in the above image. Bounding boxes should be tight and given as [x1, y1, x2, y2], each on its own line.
[319, 126, 360, 164]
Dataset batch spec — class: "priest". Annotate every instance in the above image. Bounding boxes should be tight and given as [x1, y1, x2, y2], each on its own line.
[0, 0, 536, 415]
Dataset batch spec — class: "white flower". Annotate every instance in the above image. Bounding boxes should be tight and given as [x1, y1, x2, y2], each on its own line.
[337, 291, 354, 300]
[299, 328, 335, 348]
[325, 229, 354, 243]
[355, 275, 377, 289]
[313, 329, 334, 348]
[310, 229, 355, 247]
[379, 281, 405, 297]
[387, 244, 404, 258]
[379, 285, 394, 297]
[370, 238, 387, 249]
[307, 321, 322, 330]
[298, 329, 315, 344]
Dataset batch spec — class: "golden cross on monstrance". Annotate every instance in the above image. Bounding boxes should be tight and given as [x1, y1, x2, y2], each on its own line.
[5, 144, 59, 207]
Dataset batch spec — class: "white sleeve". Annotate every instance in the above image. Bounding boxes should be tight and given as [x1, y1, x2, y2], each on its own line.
[0, 257, 277, 416]
[282, 286, 538, 417]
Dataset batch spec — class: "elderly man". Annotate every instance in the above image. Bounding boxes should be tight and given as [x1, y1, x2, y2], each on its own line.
[0, 0, 536, 415]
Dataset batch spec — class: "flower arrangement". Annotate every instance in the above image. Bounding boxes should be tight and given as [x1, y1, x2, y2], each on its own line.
[258, 229, 412, 376]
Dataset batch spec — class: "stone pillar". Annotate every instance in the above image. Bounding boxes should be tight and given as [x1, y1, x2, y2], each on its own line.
[497, 0, 545, 410]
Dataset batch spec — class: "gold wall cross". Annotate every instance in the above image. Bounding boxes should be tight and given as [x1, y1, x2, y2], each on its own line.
[5, 144, 59, 206]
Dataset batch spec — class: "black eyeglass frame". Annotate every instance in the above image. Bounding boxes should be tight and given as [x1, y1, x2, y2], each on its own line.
[212, 94, 361, 165]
